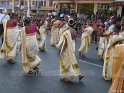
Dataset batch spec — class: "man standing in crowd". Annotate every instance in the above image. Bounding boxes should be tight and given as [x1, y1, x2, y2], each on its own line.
[92, 20, 99, 44]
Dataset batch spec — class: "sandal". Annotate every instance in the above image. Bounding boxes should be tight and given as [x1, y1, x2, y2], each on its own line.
[8, 60, 16, 64]
[79, 74, 84, 81]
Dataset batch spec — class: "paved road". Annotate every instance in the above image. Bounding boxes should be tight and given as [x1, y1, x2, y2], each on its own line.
[0, 35, 111, 93]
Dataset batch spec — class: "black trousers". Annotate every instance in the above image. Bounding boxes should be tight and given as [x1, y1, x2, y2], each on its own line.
[0, 24, 4, 43]
[92, 31, 98, 43]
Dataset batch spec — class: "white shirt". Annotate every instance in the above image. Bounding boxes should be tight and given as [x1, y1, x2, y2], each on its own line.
[0, 13, 10, 24]
[52, 12, 57, 16]
[48, 13, 52, 16]
[121, 31, 124, 38]
[108, 24, 115, 32]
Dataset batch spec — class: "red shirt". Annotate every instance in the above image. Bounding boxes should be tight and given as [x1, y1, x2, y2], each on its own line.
[92, 23, 99, 31]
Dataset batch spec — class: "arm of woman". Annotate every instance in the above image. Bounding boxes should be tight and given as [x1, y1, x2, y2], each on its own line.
[35, 25, 40, 35]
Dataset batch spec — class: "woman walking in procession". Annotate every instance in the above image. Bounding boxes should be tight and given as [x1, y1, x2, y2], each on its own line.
[0, 13, 19, 64]
[60, 19, 84, 81]
[21, 17, 42, 74]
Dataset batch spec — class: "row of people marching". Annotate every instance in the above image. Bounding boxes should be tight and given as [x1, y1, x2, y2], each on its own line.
[0, 11, 124, 84]
[0, 13, 43, 74]
[0, 12, 84, 82]
[49, 14, 124, 85]
[49, 15, 84, 81]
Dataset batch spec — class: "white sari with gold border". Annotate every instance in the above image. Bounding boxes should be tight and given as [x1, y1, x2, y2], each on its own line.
[39, 20, 48, 50]
[21, 27, 42, 73]
[50, 20, 60, 46]
[98, 31, 109, 59]
[56, 23, 69, 49]
[103, 34, 124, 80]
[0, 21, 19, 59]
[98, 37, 108, 59]
[60, 30, 81, 78]
[112, 44, 124, 82]
[79, 26, 94, 56]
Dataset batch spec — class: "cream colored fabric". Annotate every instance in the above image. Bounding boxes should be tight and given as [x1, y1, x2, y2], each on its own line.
[56, 23, 69, 49]
[39, 20, 48, 50]
[103, 34, 124, 80]
[60, 30, 81, 78]
[108, 60, 124, 93]
[0, 21, 18, 59]
[112, 44, 124, 82]
[50, 20, 61, 46]
[98, 36, 108, 59]
[79, 26, 94, 56]
[21, 27, 41, 73]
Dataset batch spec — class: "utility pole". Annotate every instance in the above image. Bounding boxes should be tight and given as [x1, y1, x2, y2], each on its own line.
[12, 0, 15, 13]
[27, 0, 31, 17]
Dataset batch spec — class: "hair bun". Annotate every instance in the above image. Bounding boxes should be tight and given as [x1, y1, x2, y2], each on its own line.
[24, 17, 31, 26]
[9, 13, 15, 18]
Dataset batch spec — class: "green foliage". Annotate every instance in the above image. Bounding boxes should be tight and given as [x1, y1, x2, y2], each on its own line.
[78, 4, 94, 14]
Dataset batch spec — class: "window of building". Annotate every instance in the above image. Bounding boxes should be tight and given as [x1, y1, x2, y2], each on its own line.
[32, 1, 37, 6]
[44, 1, 46, 7]
[0, 1, 2, 6]
[21, 1, 24, 5]
[25, 1, 27, 5]
[6, 1, 11, 7]
[35, 1, 37, 6]
[39, 1, 43, 7]
[49, 0, 53, 7]
[1, 1, 6, 6]
[32, 1, 35, 5]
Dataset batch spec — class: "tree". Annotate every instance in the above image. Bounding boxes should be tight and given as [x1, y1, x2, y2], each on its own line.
[78, 4, 94, 14]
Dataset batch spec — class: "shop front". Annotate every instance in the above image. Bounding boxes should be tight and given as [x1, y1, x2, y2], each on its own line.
[112, 0, 124, 16]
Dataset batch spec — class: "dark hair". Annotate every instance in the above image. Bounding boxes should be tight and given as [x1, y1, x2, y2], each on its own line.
[24, 17, 31, 26]
[9, 13, 15, 19]
[102, 24, 105, 28]
[114, 24, 121, 32]
[0, 9, 3, 13]
[14, 14, 18, 17]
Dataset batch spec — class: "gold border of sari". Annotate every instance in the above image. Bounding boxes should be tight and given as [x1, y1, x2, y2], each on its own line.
[104, 35, 124, 80]
[60, 30, 81, 77]
[21, 27, 30, 73]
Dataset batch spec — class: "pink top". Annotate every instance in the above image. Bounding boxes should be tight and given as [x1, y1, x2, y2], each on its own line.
[7, 19, 17, 28]
[25, 23, 36, 34]
[110, 32, 114, 35]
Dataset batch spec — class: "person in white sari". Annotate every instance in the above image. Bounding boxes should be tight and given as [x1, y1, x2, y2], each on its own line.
[21, 17, 42, 74]
[60, 19, 84, 81]
[50, 17, 61, 46]
[79, 21, 94, 57]
[0, 13, 19, 64]
[39, 17, 48, 51]
[56, 15, 69, 50]
[103, 24, 124, 80]
[98, 22, 110, 60]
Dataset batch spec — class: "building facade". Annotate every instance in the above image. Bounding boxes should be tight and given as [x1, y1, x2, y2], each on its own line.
[0, 0, 13, 12]
[0, 0, 123, 16]
[0, 0, 56, 15]
[112, 0, 124, 16]
[55, 0, 124, 16]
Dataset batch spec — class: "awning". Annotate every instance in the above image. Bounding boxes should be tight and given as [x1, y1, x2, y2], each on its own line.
[112, 0, 124, 6]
